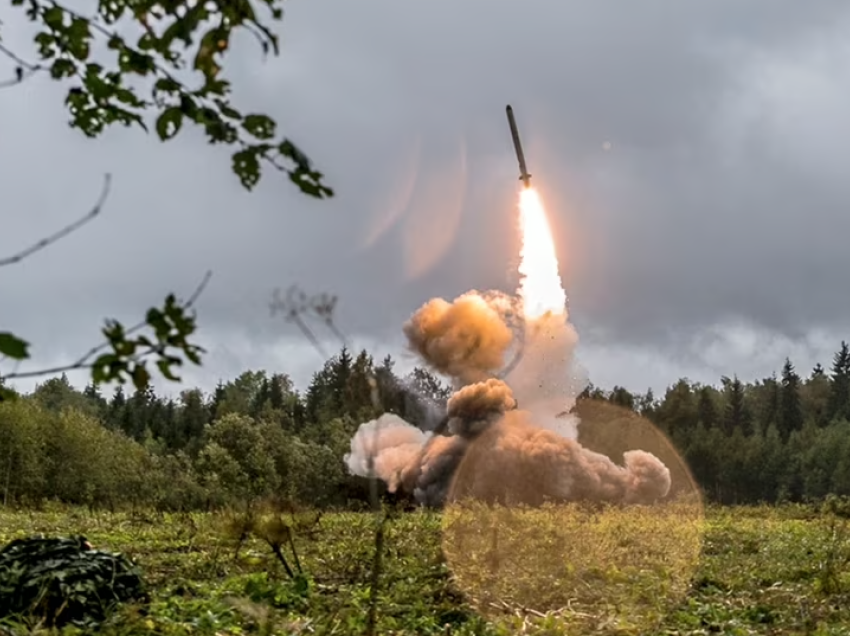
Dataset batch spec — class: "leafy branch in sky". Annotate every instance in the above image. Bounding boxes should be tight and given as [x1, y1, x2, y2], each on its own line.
[0, 174, 211, 401]
[0, 0, 336, 397]
[1, 0, 333, 197]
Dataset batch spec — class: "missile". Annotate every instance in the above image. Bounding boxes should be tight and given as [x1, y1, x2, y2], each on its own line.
[505, 104, 531, 188]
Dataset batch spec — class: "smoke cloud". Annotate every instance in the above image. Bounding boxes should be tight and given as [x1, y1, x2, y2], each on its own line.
[402, 291, 520, 386]
[344, 289, 672, 508]
[446, 378, 516, 437]
[344, 414, 431, 493]
[448, 410, 671, 506]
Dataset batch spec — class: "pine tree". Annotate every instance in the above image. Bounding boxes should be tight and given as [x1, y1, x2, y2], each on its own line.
[289, 390, 308, 431]
[804, 363, 831, 427]
[209, 381, 226, 422]
[217, 370, 267, 417]
[654, 379, 696, 442]
[125, 381, 158, 440]
[330, 346, 353, 414]
[829, 341, 850, 422]
[161, 399, 179, 449]
[305, 366, 333, 423]
[269, 373, 291, 411]
[578, 382, 607, 402]
[779, 358, 804, 441]
[696, 386, 718, 429]
[178, 388, 209, 449]
[375, 355, 405, 415]
[146, 391, 169, 441]
[722, 376, 752, 435]
[251, 377, 272, 418]
[757, 374, 780, 435]
[636, 388, 657, 419]
[609, 386, 635, 411]
[345, 349, 376, 417]
[82, 382, 107, 415]
[106, 385, 127, 430]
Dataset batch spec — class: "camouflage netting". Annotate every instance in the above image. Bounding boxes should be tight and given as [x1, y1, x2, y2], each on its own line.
[0, 535, 148, 629]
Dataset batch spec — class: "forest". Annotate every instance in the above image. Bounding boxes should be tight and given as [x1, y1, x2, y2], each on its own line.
[3, 340, 850, 511]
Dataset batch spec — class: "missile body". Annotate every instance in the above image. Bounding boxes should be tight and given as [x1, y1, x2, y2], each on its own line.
[505, 105, 531, 188]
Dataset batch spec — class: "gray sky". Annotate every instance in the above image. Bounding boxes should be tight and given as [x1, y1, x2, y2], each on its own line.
[3, 0, 850, 401]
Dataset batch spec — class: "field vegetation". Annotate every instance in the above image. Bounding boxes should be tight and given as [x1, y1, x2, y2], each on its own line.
[3, 345, 850, 632]
[2, 501, 850, 634]
[7, 1, 850, 633]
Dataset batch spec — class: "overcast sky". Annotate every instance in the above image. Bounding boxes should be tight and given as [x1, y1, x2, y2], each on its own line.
[3, 0, 850, 401]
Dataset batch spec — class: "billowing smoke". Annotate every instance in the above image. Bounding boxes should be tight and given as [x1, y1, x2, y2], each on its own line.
[343, 291, 671, 508]
[446, 378, 516, 437]
[344, 413, 430, 493]
[402, 291, 521, 387]
[447, 410, 671, 506]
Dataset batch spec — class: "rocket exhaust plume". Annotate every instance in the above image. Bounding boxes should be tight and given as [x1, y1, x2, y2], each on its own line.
[342, 110, 705, 630]
[517, 187, 566, 320]
[344, 181, 671, 508]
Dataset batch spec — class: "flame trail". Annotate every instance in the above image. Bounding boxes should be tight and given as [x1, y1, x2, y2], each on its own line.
[508, 186, 582, 437]
[344, 182, 674, 512]
[517, 188, 567, 321]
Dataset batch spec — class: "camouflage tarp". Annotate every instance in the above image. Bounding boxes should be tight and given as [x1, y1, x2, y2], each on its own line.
[0, 535, 148, 629]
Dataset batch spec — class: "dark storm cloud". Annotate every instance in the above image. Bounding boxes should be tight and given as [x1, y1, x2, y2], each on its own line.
[250, 0, 850, 346]
[3, 0, 850, 395]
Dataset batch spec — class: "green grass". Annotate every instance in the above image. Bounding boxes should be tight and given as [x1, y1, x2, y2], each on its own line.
[2, 502, 850, 634]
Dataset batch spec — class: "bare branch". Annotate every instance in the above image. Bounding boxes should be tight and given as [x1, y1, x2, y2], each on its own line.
[0, 174, 111, 268]
[269, 281, 387, 635]
[0, 269, 212, 382]
[0, 66, 33, 89]
[0, 42, 43, 89]
[182, 269, 214, 308]
[269, 285, 347, 359]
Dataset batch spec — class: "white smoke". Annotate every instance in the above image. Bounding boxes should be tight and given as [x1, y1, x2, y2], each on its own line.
[343, 291, 670, 508]
[344, 414, 431, 493]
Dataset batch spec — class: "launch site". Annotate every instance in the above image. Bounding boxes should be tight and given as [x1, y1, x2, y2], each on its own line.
[2, 1, 850, 635]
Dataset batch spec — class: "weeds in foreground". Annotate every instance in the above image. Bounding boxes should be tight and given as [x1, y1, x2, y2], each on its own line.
[814, 494, 850, 595]
[442, 496, 705, 633]
[222, 498, 321, 583]
[2, 502, 850, 634]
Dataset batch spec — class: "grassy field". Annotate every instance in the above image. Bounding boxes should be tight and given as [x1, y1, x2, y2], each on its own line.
[2, 501, 850, 635]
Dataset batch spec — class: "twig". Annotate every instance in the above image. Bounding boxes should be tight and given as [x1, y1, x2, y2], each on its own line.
[365, 342, 385, 636]
[182, 269, 213, 308]
[0, 269, 212, 381]
[269, 283, 387, 634]
[365, 493, 385, 636]
[266, 540, 296, 579]
[285, 525, 303, 575]
[0, 42, 43, 89]
[269, 286, 331, 359]
[3, 445, 13, 507]
[0, 174, 111, 267]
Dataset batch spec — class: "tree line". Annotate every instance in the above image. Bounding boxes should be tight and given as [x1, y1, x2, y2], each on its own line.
[3, 343, 850, 509]
[581, 341, 850, 504]
[0, 349, 448, 510]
